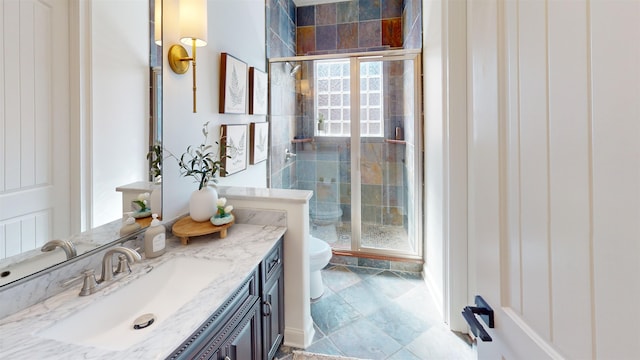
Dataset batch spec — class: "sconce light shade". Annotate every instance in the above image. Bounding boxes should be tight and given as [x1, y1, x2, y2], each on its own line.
[154, 0, 162, 45]
[179, 0, 208, 47]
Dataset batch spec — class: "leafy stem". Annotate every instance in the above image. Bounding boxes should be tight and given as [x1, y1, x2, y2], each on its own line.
[165, 122, 228, 190]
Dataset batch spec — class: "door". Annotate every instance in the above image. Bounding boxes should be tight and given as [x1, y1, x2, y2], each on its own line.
[224, 301, 262, 360]
[262, 271, 284, 360]
[353, 56, 422, 258]
[468, 0, 640, 358]
[0, 0, 70, 259]
[309, 54, 422, 259]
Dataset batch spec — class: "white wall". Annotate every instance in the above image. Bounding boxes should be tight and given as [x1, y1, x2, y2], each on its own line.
[163, 0, 267, 222]
[422, 0, 446, 317]
[422, 0, 469, 332]
[91, 0, 148, 227]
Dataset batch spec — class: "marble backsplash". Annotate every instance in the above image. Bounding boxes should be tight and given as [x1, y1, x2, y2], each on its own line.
[0, 207, 287, 320]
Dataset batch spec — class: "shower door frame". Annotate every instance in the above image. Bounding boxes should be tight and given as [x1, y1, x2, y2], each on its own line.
[269, 50, 423, 261]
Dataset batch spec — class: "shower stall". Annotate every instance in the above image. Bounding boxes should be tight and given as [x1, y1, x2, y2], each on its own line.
[269, 50, 422, 260]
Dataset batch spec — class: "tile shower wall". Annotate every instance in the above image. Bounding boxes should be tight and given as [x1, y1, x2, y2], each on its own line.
[295, 0, 421, 55]
[267, 0, 297, 189]
[291, 61, 411, 226]
[268, 62, 298, 190]
[295, 139, 406, 226]
[266, 0, 296, 58]
[402, 0, 422, 50]
[267, 0, 421, 206]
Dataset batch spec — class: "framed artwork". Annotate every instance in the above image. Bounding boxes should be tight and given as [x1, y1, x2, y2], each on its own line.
[249, 67, 268, 115]
[219, 53, 247, 114]
[250, 122, 269, 164]
[220, 124, 247, 176]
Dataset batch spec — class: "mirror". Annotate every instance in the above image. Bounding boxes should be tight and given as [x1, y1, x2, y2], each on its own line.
[0, 0, 162, 287]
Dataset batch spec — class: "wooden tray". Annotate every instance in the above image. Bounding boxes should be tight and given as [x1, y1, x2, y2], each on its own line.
[171, 215, 234, 245]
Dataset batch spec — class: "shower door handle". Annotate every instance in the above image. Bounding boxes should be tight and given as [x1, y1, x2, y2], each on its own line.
[285, 148, 296, 161]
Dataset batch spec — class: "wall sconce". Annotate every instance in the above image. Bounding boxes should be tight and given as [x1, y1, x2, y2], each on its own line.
[168, 0, 208, 113]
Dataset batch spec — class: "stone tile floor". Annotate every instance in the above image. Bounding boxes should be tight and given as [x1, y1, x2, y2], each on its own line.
[312, 222, 413, 253]
[277, 264, 477, 359]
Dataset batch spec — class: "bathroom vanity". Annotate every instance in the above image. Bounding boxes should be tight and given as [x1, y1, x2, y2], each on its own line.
[168, 238, 284, 360]
[0, 223, 286, 359]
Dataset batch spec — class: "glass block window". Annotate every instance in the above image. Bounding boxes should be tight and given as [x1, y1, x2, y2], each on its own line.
[314, 60, 383, 137]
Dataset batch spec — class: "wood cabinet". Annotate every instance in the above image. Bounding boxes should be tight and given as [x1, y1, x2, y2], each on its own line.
[167, 238, 283, 360]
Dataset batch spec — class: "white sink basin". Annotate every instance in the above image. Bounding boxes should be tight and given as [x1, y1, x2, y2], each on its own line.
[0, 243, 99, 286]
[38, 256, 230, 351]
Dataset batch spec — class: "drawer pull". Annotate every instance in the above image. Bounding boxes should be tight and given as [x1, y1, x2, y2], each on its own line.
[262, 300, 272, 316]
[270, 257, 281, 267]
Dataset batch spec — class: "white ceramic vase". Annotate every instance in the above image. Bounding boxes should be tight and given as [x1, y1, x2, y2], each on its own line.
[189, 186, 218, 222]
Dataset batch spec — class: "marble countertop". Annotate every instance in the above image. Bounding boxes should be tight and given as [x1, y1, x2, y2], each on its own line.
[0, 223, 286, 360]
[219, 186, 313, 203]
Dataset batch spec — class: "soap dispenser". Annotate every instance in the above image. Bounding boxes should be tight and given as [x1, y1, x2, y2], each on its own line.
[119, 215, 141, 236]
[144, 214, 166, 258]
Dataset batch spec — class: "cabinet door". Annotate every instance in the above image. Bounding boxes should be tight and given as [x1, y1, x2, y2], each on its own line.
[262, 270, 284, 360]
[222, 301, 262, 360]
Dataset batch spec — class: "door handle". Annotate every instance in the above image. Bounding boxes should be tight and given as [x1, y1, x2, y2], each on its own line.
[462, 295, 494, 342]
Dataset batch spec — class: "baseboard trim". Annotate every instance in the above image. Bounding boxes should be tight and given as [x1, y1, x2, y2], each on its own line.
[284, 322, 316, 349]
[422, 264, 445, 319]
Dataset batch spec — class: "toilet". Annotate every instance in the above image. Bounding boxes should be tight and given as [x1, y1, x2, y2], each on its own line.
[310, 203, 343, 244]
[309, 235, 332, 299]
[310, 203, 343, 226]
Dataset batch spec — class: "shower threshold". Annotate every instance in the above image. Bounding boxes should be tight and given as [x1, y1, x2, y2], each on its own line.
[310, 221, 416, 256]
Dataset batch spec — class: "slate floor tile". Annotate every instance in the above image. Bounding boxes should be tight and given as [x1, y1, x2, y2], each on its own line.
[329, 318, 403, 360]
[288, 262, 477, 360]
[311, 292, 362, 334]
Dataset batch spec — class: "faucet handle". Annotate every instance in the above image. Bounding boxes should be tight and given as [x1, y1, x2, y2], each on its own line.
[79, 269, 98, 296]
[114, 254, 132, 275]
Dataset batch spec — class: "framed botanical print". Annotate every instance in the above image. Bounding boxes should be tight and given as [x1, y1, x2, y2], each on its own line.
[249, 67, 268, 115]
[219, 53, 247, 114]
[249, 122, 269, 164]
[220, 124, 247, 176]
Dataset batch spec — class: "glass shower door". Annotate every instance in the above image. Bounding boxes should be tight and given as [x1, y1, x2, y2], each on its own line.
[268, 51, 422, 260]
[353, 56, 421, 257]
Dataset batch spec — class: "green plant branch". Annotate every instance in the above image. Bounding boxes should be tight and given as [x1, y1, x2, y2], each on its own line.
[165, 122, 227, 190]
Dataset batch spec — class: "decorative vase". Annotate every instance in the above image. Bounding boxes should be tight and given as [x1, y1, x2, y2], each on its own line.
[189, 187, 218, 222]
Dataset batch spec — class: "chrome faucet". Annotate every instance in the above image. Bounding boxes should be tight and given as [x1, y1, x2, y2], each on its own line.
[99, 246, 142, 283]
[41, 239, 77, 259]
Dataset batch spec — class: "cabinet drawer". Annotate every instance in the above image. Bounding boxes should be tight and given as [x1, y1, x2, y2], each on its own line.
[261, 238, 283, 286]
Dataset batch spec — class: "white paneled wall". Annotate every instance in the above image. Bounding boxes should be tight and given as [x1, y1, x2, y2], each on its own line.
[0, 0, 65, 260]
[469, 0, 640, 358]
[590, 1, 640, 356]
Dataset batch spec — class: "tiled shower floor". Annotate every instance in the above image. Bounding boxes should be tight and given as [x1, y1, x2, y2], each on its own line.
[311, 222, 414, 253]
[276, 264, 476, 360]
